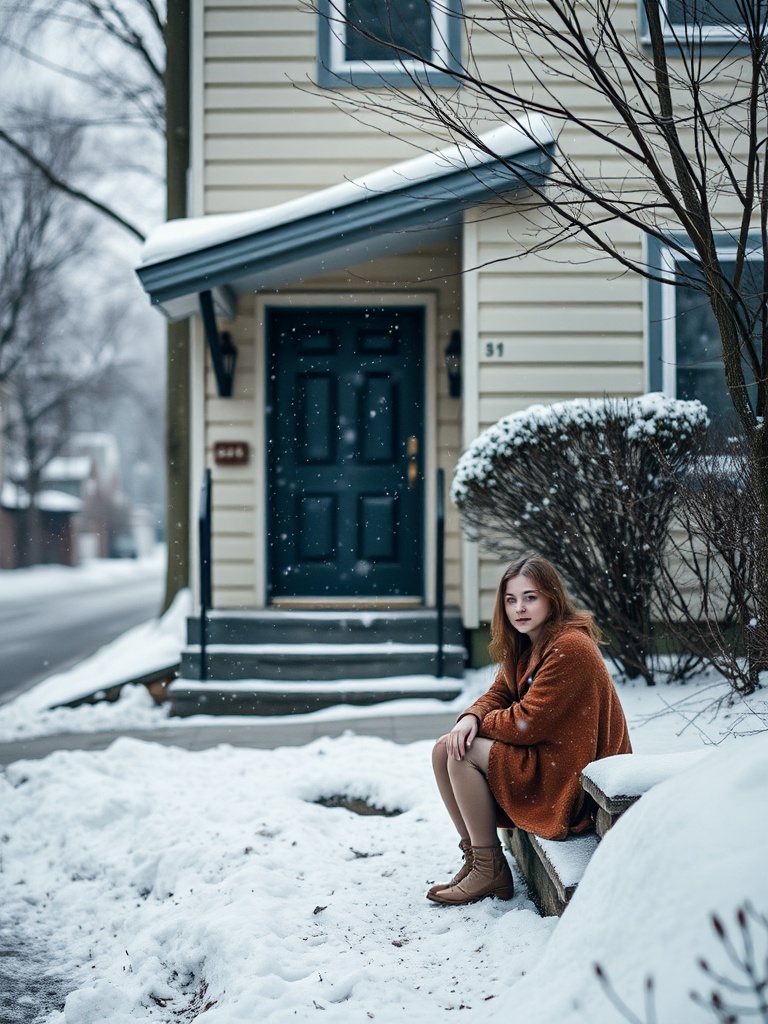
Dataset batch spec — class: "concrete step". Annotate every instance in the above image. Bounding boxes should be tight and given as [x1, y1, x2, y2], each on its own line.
[181, 641, 467, 681]
[169, 676, 464, 717]
[187, 608, 465, 647]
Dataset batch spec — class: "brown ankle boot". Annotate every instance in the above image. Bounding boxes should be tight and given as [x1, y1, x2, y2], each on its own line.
[426, 840, 474, 899]
[427, 844, 514, 905]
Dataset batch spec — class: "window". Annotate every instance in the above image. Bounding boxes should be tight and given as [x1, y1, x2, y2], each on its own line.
[317, 0, 461, 87]
[654, 247, 763, 432]
[666, 0, 748, 34]
[641, 0, 751, 45]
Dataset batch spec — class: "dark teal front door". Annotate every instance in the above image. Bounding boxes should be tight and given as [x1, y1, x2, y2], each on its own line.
[267, 306, 425, 600]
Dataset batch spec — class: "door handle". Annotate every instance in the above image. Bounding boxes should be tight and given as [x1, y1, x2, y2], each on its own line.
[407, 435, 419, 489]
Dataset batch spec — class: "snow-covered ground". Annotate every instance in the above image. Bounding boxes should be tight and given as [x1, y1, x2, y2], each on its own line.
[0, 570, 766, 1023]
[0, 549, 166, 603]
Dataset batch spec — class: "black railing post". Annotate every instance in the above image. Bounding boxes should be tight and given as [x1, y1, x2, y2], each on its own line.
[436, 468, 445, 678]
[199, 468, 212, 681]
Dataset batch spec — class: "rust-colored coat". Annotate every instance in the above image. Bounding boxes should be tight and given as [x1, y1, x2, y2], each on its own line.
[461, 627, 631, 840]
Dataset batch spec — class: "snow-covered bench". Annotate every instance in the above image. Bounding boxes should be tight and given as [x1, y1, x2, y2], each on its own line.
[581, 750, 711, 837]
[504, 828, 599, 917]
[503, 750, 711, 916]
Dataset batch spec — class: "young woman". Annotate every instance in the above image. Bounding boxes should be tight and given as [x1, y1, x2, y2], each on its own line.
[428, 555, 631, 906]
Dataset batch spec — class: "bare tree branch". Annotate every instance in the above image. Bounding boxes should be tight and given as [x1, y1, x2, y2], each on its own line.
[0, 126, 146, 241]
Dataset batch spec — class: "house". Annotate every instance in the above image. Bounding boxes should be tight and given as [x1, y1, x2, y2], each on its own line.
[0, 480, 82, 568]
[136, 0, 754, 714]
[64, 434, 132, 560]
[1, 434, 132, 567]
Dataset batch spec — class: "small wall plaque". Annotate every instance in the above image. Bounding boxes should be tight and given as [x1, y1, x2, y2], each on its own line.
[213, 441, 250, 466]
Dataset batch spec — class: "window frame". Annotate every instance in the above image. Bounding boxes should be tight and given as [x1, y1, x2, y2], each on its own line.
[638, 0, 750, 48]
[317, 0, 463, 88]
[646, 233, 763, 425]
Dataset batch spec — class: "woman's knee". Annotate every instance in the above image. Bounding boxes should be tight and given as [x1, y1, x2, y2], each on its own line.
[465, 737, 493, 775]
[446, 737, 492, 778]
[432, 735, 450, 771]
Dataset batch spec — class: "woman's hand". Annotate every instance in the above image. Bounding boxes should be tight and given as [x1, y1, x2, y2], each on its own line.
[443, 716, 479, 761]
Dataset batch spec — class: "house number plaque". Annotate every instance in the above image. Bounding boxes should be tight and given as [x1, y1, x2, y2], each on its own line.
[213, 441, 250, 466]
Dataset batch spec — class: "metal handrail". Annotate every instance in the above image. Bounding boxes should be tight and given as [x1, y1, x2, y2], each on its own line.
[199, 468, 212, 681]
[436, 467, 445, 678]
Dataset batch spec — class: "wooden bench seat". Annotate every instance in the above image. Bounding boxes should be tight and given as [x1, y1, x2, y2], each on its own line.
[506, 749, 711, 915]
[503, 827, 599, 916]
[581, 749, 711, 836]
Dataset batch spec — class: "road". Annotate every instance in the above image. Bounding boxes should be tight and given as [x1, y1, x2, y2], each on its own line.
[0, 564, 165, 704]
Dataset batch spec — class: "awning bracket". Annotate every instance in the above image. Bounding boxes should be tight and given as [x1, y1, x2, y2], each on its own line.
[199, 289, 238, 398]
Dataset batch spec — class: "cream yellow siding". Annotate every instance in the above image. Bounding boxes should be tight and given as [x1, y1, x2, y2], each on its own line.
[470, 221, 646, 621]
[200, 0, 443, 214]
[454, 0, 651, 624]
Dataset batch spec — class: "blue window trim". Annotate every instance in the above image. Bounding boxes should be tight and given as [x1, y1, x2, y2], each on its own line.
[317, 0, 463, 88]
[646, 231, 763, 395]
[637, 0, 751, 55]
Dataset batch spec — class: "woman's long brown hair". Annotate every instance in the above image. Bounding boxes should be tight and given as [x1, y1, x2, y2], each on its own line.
[488, 555, 601, 682]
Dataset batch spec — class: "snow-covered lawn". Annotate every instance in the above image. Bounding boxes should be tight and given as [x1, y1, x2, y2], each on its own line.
[2, 708, 766, 1023]
[0, 573, 766, 1023]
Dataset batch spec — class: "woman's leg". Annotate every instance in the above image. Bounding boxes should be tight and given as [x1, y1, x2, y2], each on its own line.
[431, 736, 471, 842]
[445, 738, 498, 847]
[432, 736, 497, 846]
[429, 737, 513, 904]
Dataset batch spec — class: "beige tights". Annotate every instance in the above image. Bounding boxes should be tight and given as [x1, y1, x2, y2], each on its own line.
[432, 736, 499, 847]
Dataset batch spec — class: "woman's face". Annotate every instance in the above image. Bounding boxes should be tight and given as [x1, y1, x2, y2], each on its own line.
[504, 574, 552, 644]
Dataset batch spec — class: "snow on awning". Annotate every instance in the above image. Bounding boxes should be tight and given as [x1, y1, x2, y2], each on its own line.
[136, 118, 554, 321]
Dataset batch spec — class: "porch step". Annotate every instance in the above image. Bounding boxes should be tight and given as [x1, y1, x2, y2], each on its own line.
[173, 608, 468, 715]
[169, 675, 464, 717]
[186, 608, 466, 647]
[181, 641, 467, 682]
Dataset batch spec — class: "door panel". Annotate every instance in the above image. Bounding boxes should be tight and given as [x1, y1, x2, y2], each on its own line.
[267, 306, 425, 599]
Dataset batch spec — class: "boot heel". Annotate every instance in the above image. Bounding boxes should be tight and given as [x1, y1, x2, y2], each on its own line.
[493, 884, 514, 901]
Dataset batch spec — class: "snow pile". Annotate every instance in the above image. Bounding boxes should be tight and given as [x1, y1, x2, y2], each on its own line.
[0, 549, 165, 600]
[1, 730, 765, 1023]
[582, 748, 712, 799]
[451, 393, 709, 502]
[0, 589, 189, 740]
[504, 732, 768, 1022]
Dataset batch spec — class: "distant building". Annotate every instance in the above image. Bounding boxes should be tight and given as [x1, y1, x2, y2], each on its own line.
[0, 480, 81, 569]
[0, 433, 134, 567]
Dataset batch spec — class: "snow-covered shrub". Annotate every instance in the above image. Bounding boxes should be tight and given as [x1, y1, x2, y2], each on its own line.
[452, 394, 709, 682]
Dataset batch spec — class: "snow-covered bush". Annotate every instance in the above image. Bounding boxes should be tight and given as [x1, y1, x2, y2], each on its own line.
[452, 394, 709, 682]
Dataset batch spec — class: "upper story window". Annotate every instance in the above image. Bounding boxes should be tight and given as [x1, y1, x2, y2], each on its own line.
[657, 249, 762, 433]
[641, 0, 752, 45]
[317, 0, 462, 87]
[668, 0, 748, 36]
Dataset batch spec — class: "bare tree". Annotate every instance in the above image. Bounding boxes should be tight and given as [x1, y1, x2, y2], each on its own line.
[6, 353, 129, 566]
[0, 0, 191, 610]
[0, 112, 137, 565]
[652, 433, 768, 694]
[0, 0, 165, 239]
[319, 0, 768, 673]
[0, 113, 89, 388]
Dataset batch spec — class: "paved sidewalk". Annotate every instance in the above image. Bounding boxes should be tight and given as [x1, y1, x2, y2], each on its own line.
[0, 709, 457, 765]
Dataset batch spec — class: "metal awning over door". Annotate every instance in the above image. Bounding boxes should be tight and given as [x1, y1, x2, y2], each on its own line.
[135, 118, 555, 320]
